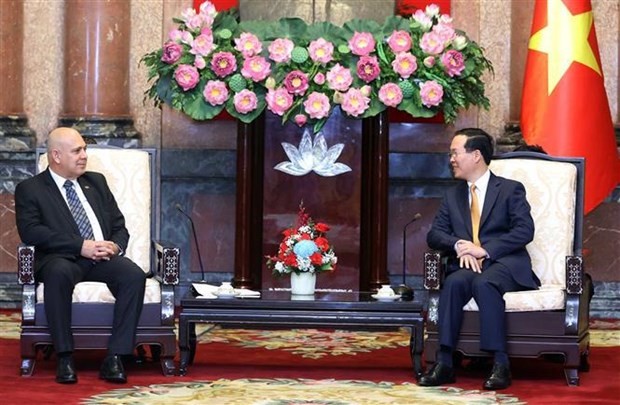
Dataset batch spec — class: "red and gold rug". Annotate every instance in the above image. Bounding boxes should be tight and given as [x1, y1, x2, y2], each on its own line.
[1, 311, 618, 404]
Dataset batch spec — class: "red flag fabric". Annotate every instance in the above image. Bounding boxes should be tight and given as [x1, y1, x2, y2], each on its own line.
[521, 0, 619, 214]
[193, 0, 237, 12]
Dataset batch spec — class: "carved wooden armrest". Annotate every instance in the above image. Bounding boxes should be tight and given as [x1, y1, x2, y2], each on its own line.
[17, 244, 35, 285]
[565, 255, 584, 295]
[423, 251, 444, 291]
[152, 240, 180, 286]
[17, 244, 36, 323]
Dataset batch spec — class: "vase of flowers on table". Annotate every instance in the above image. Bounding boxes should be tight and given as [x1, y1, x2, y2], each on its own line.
[266, 203, 337, 295]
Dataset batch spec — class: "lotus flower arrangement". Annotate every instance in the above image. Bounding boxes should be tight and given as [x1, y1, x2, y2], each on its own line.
[266, 203, 337, 276]
[141, 1, 493, 133]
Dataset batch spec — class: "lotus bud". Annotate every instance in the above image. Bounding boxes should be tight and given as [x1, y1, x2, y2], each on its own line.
[265, 77, 276, 90]
[360, 85, 372, 97]
[332, 91, 344, 104]
[423, 56, 436, 68]
[294, 114, 307, 127]
[452, 35, 468, 51]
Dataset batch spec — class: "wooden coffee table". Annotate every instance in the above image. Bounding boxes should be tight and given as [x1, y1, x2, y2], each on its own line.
[178, 290, 425, 376]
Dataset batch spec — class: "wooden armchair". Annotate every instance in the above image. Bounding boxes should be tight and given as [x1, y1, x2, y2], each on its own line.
[423, 152, 591, 386]
[18, 147, 180, 376]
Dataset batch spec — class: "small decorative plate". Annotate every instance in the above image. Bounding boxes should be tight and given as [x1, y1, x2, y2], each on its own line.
[371, 294, 402, 302]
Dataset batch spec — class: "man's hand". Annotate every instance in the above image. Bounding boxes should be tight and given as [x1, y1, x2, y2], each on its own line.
[456, 240, 488, 273]
[81, 240, 119, 261]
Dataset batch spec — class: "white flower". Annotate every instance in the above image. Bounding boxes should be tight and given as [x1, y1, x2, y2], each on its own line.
[274, 129, 352, 177]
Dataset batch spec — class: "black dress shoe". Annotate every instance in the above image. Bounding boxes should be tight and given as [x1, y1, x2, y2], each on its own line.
[418, 362, 456, 386]
[56, 356, 78, 384]
[483, 362, 512, 390]
[99, 354, 127, 383]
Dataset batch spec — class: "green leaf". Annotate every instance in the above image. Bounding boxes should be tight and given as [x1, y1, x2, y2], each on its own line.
[342, 19, 383, 39]
[305, 21, 345, 43]
[397, 98, 436, 119]
[381, 15, 410, 35]
[183, 92, 225, 121]
[271, 18, 307, 40]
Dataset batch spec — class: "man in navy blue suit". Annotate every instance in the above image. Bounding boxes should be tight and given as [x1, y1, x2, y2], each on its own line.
[419, 128, 540, 390]
[15, 127, 146, 384]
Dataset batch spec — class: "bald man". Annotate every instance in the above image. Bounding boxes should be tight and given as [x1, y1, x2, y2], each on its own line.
[15, 128, 146, 384]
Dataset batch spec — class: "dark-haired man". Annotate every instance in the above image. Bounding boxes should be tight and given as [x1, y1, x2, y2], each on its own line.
[419, 128, 540, 390]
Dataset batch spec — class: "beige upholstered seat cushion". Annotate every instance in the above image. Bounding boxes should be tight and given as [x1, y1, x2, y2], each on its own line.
[36, 147, 160, 304]
[463, 158, 577, 312]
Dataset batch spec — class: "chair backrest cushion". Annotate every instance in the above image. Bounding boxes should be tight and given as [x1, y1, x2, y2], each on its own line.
[38, 148, 152, 273]
[489, 158, 577, 288]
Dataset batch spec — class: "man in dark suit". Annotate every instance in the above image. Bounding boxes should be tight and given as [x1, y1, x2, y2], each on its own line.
[418, 128, 539, 390]
[15, 127, 146, 384]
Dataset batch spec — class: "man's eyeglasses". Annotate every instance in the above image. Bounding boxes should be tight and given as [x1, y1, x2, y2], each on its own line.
[448, 149, 472, 158]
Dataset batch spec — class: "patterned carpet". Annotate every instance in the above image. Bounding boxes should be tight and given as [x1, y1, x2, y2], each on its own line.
[2, 312, 618, 404]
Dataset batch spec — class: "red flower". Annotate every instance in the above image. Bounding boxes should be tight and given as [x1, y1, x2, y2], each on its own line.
[283, 253, 298, 266]
[315, 236, 330, 252]
[310, 252, 323, 265]
[315, 223, 330, 233]
[299, 233, 312, 240]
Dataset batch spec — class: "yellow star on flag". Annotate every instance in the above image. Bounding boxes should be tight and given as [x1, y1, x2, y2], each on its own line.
[528, 0, 601, 95]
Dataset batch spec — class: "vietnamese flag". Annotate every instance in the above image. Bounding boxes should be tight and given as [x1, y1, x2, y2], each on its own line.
[194, 0, 237, 12]
[521, 0, 619, 214]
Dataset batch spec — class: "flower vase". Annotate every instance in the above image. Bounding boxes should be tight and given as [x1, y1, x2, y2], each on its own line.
[290, 272, 316, 295]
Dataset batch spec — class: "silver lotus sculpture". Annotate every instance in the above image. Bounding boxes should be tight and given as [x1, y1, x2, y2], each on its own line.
[274, 129, 352, 177]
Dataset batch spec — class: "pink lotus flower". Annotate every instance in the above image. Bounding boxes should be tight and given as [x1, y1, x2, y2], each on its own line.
[199, 1, 217, 21]
[326, 64, 353, 92]
[174, 64, 199, 91]
[378, 83, 403, 107]
[161, 41, 183, 64]
[433, 23, 456, 45]
[420, 80, 444, 107]
[348, 32, 376, 56]
[313, 72, 325, 85]
[356, 55, 380, 83]
[294, 114, 307, 127]
[203, 80, 229, 106]
[268, 38, 294, 63]
[194, 55, 206, 69]
[241, 56, 271, 82]
[420, 31, 445, 55]
[309, 38, 334, 64]
[341, 88, 370, 117]
[412, 10, 433, 31]
[210, 51, 237, 77]
[284, 70, 309, 95]
[234, 32, 262, 57]
[233, 89, 258, 114]
[425, 4, 440, 17]
[168, 29, 183, 42]
[303, 92, 330, 119]
[266, 87, 294, 116]
[190, 30, 214, 56]
[180, 31, 194, 45]
[181, 8, 203, 31]
[423, 56, 436, 68]
[391, 52, 417, 79]
[441, 50, 465, 77]
[387, 30, 412, 53]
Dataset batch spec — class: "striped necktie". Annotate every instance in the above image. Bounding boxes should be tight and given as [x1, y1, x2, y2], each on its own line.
[63, 180, 94, 240]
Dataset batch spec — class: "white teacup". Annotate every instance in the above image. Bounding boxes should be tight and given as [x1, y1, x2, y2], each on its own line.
[377, 284, 395, 297]
[217, 282, 235, 295]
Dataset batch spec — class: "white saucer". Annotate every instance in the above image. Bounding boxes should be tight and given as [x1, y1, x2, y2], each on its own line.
[371, 294, 402, 302]
[213, 291, 239, 299]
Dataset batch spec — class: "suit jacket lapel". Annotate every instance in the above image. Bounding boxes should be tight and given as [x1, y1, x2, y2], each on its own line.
[78, 176, 106, 235]
[42, 169, 78, 231]
[456, 182, 473, 239]
[480, 173, 500, 229]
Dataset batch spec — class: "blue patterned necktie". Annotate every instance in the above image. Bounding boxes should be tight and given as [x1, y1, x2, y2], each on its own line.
[63, 180, 94, 240]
